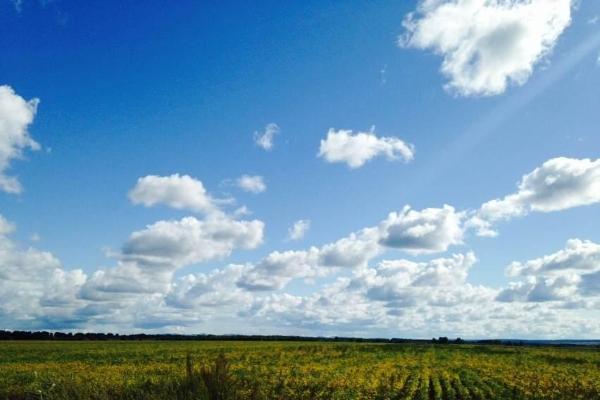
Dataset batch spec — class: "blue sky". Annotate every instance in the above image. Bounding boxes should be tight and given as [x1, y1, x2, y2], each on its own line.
[0, 0, 599, 338]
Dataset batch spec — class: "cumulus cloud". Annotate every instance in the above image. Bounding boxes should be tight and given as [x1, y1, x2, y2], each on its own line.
[1, 208, 599, 337]
[237, 229, 380, 291]
[3, 152, 600, 335]
[122, 216, 264, 269]
[238, 204, 469, 292]
[128, 174, 220, 214]
[243, 254, 507, 338]
[236, 249, 324, 291]
[166, 265, 252, 309]
[236, 174, 266, 193]
[318, 128, 414, 169]
[469, 157, 600, 236]
[0, 215, 87, 329]
[360, 253, 484, 307]
[0, 85, 41, 193]
[378, 205, 464, 254]
[498, 239, 600, 303]
[81, 214, 264, 303]
[244, 247, 599, 338]
[254, 123, 279, 151]
[287, 219, 310, 241]
[401, 0, 573, 96]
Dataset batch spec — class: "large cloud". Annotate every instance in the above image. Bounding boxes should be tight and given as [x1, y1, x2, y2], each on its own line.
[318, 128, 414, 169]
[401, 0, 573, 96]
[498, 239, 600, 303]
[243, 250, 598, 338]
[0, 215, 87, 329]
[123, 216, 264, 269]
[166, 265, 252, 310]
[359, 253, 485, 307]
[2, 155, 599, 336]
[82, 216, 264, 300]
[378, 205, 464, 254]
[0, 85, 41, 193]
[1, 210, 598, 337]
[238, 204, 469, 291]
[469, 157, 600, 237]
[237, 229, 380, 291]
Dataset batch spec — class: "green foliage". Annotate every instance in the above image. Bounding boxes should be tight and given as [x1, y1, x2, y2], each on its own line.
[0, 341, 598, 399]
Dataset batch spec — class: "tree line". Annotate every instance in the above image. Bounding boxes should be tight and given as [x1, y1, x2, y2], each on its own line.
[0, 330, 470, 343]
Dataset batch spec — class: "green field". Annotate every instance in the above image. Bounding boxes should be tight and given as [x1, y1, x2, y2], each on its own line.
[0, 341, 598, 399]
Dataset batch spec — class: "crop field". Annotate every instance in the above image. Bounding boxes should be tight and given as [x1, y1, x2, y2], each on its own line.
[0, 341, 598, 399]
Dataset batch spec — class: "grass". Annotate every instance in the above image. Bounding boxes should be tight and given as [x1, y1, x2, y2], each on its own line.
[0, 341, 598, 399]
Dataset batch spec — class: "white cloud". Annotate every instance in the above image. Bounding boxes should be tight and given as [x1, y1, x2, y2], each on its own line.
[401, 0, 573, 96]
[0, 85, 41, 193]
[0, 214, 87, 329]
[81, 215, 264, 301]
[470, 157, 600, 236]
[378, 205, 464, 254]
[243, 253, 505, 338]
[166, 265, 252, 309]
[498, 239, 600, 302]
[287, 219, 310, 241]
[361, 253, 481, 305]
[128, 174, 219, 214]
[237, 228, 380, 291]
[236, 249, 324, 291]
[1, 209, 599, 337]
[253, 123, 279, 151]
[122, 216, 264, 270]
[237, 204, 469, 291]
[318, 128, 414, 169]
[318, 230, 380, 268]
[3, 151, 600, 335]
[244, 249, 600, 338]
[236, 174, 266, 193]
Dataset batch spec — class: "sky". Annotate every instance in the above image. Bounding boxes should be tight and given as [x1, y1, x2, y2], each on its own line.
[0, 0, 599, 339]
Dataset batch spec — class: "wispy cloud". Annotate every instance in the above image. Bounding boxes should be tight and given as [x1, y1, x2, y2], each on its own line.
[236, 175, 266, 194]
[254, 123, 279, 151]
[287, 220, 310, 241]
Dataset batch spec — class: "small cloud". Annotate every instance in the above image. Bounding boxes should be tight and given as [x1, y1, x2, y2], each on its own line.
[318, 127, 414, 169]
[287, 219, 311, 241]
[254, 123, 279, 151]
[30, 233, 41, 242]
[236, 175, 266, 194]
[588, 15, 599, 25]
[233, 206, 252, 217]
[128, 174, 220, 214]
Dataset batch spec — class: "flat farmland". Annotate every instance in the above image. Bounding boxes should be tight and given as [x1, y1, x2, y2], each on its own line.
[0, 341, 598, 399]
